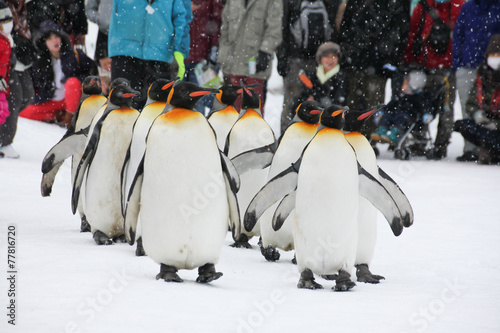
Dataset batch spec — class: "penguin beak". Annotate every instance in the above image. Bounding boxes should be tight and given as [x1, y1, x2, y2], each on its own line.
[331, 110, 343, 117]
[189, 91, 212, 97]
[310, 110, 322, 115]
[162, 81, 175, 90]
[122, 93, 136, 98]
[358, 109, 376, 120]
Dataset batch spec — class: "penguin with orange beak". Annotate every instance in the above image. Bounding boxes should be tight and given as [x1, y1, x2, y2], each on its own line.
[125, 81, 241, 283]
[72, 84, 140, 245]
[244, 106, 413, 291]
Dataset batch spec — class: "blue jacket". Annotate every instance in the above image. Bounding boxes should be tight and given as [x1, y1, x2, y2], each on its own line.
[453, 0, 500, 70]
[108, 0, 191, 63]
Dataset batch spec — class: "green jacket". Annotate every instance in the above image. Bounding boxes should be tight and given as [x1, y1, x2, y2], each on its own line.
[218, 0, 283, 80]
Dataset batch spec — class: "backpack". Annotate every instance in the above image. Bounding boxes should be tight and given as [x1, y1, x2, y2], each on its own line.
[290, 1, 333, 56]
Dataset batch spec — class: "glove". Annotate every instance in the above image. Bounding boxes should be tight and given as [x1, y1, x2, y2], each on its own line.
[208, 46, 218, 66]
[474, 110, 497, 130]
[256, 51, 271, 73]
[277, 57, 289, 77]
[174, 51, 186, 79]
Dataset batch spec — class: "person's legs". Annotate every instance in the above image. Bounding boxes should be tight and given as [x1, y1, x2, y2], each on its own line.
[19, 100, 67, 122]
[64, 77, 82, 113]
[455, 67, 477, 155]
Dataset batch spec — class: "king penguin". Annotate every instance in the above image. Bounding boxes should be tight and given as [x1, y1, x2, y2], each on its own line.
[72, 84, 140, 245]
[40, 76, 107, 232]
[124, 81, 241, 283]
[343, 105, 414, 283]
[257, 101, 322, 262]
[244, 106, 413, 291]
[207, 84, 242, 150]
[224, 87, 276, 248]
[120, 78, 176, 256]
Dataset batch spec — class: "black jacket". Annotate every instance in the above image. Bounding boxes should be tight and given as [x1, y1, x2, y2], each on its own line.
[31, 21, 96, 104]
[276, 0, 340, 75]
[338, 0, 410, 74]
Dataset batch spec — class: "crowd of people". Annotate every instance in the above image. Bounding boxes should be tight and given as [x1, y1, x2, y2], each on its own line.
[0, 0, 499, 163]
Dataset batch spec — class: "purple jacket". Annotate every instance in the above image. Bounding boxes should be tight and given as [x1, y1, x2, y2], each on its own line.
[453, 0, 500, 70]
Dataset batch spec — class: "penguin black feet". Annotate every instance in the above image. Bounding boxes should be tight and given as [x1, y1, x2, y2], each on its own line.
[332, 270, 356, 292]
[93, 231, 113, 245]
[230, 234, 252, 249]
[297, 269, 323, 290]
[196, 263, 223, 283]
[112, 234, 127, 243]
[356, 264, 385, 284]
[135, 237, 146, 256]
[156, 264, 183, 282]
[80, 215, 91, 233]
[260, 245, 280, 262]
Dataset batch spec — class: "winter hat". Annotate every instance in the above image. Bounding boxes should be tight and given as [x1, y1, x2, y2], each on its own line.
[35, 20, 69, 51]
[485, 34, 500, 56]
[315, 42, 342, 63]
[0, 1, 13, 24]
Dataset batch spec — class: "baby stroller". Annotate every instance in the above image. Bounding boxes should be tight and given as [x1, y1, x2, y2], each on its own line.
[371, 70, 450, 160]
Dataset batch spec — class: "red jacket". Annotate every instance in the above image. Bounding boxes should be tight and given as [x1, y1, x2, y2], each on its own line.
[186, 0, 224, 64]
[0, 35, 11, 96]
[404, 0, 465, 69]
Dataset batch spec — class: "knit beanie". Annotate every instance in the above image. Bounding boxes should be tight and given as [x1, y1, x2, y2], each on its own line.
[0, 1, 13, 24]
[485, 34, 500, 56]
[315, 42, 342, 63]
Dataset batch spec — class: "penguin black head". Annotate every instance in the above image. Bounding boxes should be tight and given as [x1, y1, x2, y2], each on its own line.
[147, 78, 177, 102]
[216, 84, 243, 106]
[108, 84, 140, 108]
[240, 86, 261, 111]
[109, 78, 131, 91]
[295, 101, 323, 124]
[168, 81, 218, 110]
[319, 104, 348, 130]
[82, 76, 102, 95]
[343, 105, 381, 132]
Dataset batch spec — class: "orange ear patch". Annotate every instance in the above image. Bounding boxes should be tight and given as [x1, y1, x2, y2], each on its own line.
[331, 110, 343, 117]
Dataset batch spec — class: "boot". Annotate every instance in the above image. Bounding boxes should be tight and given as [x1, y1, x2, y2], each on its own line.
[381, 127, 401, 144]
[370, 126, 389, 142]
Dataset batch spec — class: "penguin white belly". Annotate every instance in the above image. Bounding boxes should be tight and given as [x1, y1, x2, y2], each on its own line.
[72, 98, 107, 217]
[294, 129, 359, 275]
[260, 123, 318, 250]
[208, 109, 238, 150]
[140, 110, 228, 270]
[345, 132, 378, 265]
[85, 110, 138, 237]
[227, 112, 275, 237]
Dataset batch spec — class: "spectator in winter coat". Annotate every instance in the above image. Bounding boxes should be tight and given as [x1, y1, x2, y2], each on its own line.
[277, 0, 341, 133]
[454, 34, 500, 164]
[108, 0, 191, 109]
[338, 0, 411, 140]
[296, 42, 348, 109]
[85, 0, 113, 94]
[404, 0, 465, 160]
[452, 0, 500, 161]
[27, 0, 87, 46]
[183, 0, 223, 114]
[0, 1, 12, 130]
[19, 20, 97, 126]
[218, 0, 283, 116]
[2, 0, 35, 159]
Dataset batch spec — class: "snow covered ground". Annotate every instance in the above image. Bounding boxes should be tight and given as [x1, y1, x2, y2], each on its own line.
[1, 61, 500, 333]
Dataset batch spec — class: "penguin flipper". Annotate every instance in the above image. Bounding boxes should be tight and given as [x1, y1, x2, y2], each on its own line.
[357, 163, 404, 236]
[230, 145, 275, 175]
[124, 174, 142, 245]
[41, 127, 89, 174]
[272, 190, 296, 231]
[377, 167, 414, 227]
[220, 150, 240, 193]
[244, 159, 301, 232]
[41, 162, 63, 197]
[224, 173, 241, 241]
